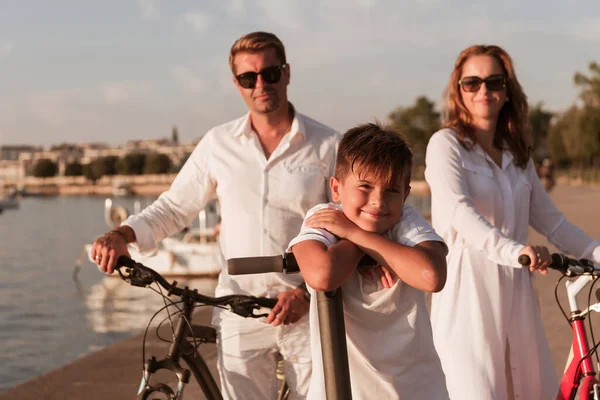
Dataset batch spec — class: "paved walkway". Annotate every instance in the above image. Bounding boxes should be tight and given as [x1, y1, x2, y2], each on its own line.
[2, 182, 600, 399]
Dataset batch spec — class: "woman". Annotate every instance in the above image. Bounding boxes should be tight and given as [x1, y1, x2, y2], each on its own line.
[425, 44, 600, 399]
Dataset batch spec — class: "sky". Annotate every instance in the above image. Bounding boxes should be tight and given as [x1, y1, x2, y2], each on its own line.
[1, 0, 599, 147]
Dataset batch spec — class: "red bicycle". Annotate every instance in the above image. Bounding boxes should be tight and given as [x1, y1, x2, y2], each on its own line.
[520, 253, 600, 399]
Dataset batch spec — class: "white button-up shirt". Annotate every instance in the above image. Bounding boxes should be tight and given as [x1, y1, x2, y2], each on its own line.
[124, 109, 341, 297]
[426, 128, 600, 400]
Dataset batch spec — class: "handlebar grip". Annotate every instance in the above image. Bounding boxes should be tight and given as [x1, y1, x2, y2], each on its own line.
[227, 256, 284, 275]
[284, 252, 300, 273]
[255, 297, 278, 308]
[117, 255, 136, 268]
[518, 255, 531, 266]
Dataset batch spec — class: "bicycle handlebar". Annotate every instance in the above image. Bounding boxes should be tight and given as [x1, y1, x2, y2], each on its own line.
[518, 253, 599, 277]
[227, 252, 378, 276]
[227, 253, 300, 275]
[115, 255, 277, 317]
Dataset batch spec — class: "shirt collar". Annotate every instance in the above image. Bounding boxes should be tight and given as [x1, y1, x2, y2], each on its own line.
[233, 103, 306, 143]
[467, 138, 514, 170]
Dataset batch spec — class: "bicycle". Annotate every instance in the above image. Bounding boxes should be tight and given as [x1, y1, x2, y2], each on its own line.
[112, 255, 289, 400]
[519, 253, 600, 399]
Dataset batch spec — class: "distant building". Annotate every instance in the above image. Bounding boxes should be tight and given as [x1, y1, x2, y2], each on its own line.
[0, 145, 43, 161]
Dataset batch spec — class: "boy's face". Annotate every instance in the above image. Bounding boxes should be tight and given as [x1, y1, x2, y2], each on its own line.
[330, 169, 411, 234]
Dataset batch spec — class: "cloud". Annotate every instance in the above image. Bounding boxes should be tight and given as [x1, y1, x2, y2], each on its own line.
[136, 0, 160, 21]
[26, 89, 86, 127]
[222, 0, 246, 17]
[171, 66, 206, 94]
[179, 10, 212, 35]
[0, 43, 14, 57]
[570, 18, 600, 41]
[101, 81, 152, 105]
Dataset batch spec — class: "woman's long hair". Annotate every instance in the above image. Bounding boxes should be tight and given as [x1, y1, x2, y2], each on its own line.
[442, 45, 531, 168]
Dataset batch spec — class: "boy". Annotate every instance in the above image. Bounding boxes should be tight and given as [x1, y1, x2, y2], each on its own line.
[288, 122, 449, 399]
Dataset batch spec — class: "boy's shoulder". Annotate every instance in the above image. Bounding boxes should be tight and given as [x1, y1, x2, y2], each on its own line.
[305, 202, 341, 218]
[387, 205, 441, 246]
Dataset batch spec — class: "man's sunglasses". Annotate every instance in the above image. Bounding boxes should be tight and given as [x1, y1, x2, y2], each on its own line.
[235, 64, 287, 89]
[458, 75, 506, 93]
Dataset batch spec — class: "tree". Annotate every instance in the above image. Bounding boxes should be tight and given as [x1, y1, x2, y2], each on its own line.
[388, 96, 440, 158]
[32, 159, 58, 177]
[102, 156, 119, 176]
[117, 152, 147, 175]
[171, 126, 179, 145]
[547, 105, 600, 167]
[64, 161, 83, 176]
[83, 159, 104, 182]
[144, 153, 172, 174]
[547, 107, 576, 167]
[528, 102, 554, 157]
[574, 61, 600, 108]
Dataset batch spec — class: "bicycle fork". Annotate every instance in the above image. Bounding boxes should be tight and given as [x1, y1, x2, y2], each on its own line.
[137, 289, 206, 400]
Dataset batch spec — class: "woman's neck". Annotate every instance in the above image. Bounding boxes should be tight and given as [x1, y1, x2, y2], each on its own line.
[472, 118, 497, 152]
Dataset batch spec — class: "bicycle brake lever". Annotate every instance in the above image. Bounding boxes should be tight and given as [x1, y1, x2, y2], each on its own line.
[119, 265, 155, 287]
[573, 303, 600, 318]
[230, 300, 271, 319]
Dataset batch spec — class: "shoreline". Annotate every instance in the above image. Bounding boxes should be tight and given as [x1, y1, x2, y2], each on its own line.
[3, 167, 600, 198]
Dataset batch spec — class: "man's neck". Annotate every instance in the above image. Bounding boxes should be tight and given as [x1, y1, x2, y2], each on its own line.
[250, 102, 293, 139]
[249, 103, 294, 159]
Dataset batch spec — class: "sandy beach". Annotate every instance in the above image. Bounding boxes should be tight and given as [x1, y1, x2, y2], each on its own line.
[530, 183, 600, 376]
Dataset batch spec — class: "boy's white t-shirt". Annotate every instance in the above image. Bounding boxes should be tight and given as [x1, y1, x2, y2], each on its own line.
[288, 203, 449, 400]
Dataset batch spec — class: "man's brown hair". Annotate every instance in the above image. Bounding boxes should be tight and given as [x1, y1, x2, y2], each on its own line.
[335, 122, 413, 188]
[229, 31, 287, 74]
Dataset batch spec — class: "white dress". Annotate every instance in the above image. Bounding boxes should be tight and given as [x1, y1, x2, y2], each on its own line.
[425, 128, 600, 400]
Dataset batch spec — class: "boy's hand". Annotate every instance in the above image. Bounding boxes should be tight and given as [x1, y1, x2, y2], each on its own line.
[306, 209, 358, 240]
[359, 265, 398, 288]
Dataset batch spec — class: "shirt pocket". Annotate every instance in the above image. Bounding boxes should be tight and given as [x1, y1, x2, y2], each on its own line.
[461, 159, 498, 218]
[461, 159, 494, 178]
[275, 162, 328, 208]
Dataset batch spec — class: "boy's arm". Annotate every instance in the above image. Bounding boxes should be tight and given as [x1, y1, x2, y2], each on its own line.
[305, 208, 447, 292]
[292, 239, 364, 292]
[349, 231, 447, 292]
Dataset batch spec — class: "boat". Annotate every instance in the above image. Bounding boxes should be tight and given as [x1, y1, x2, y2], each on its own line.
[0, 187, 19, 213]
[74, 198, 224, 278]
[111, 180, 133, 196]
[0, 197, 19, 212]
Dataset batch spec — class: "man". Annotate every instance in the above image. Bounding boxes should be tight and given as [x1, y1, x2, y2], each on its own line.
[91, 31, 341, 399]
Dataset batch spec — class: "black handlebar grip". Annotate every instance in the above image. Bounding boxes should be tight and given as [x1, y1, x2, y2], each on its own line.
[256, 297, 278, 308]
[227, 256, 284, 275]
[518, 255, 531, 266]
[284, 252, 300, 273]
[117, 255, 136, 268]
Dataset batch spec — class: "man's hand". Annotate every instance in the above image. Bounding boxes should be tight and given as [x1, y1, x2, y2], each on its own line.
[265, 288, 310, 326]
[305, 209, 358, 240]
[358, 265, 398, 288]
[91, 229, 132, 274]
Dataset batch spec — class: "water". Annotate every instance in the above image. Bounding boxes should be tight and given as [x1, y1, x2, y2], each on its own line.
[0, 196, 217, 390]
[0, 194, 430, 390]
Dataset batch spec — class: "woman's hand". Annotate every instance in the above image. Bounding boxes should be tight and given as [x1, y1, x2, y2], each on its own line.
[518, 245, 551, 275]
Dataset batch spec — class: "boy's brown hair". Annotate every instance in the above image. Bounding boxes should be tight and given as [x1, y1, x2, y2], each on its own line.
[335, 122, 413, 188]
[229, 31, 287, 74]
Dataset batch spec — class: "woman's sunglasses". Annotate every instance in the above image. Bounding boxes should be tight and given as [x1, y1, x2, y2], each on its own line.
[235, 64, 287, 89]
[458, 75, 506, 93]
